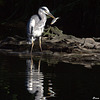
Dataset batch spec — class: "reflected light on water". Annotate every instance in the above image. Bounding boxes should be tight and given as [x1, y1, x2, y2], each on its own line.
[26, 57, 55, 100]
[1, 55, 100, 99]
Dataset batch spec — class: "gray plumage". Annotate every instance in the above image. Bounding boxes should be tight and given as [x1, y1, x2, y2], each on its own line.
[27, 6, 55, 52]
[27, 14, 46, 43]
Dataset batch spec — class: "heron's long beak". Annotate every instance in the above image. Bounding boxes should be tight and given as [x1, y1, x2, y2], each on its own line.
[48, 13, 55, 19]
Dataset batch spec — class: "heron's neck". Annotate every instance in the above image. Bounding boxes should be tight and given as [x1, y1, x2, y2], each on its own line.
[38, 11, 47, 22]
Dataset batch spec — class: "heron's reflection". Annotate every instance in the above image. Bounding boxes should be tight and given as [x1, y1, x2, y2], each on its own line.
[26, 56, 55, 100]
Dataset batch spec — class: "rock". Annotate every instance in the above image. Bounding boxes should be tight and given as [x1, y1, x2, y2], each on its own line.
[82, 38, 100, 49]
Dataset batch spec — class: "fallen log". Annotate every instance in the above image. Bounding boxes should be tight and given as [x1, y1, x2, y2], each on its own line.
[0, 26, 100, 68]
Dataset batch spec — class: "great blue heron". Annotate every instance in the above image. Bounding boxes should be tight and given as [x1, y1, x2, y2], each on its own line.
[27, 6, 55, 53]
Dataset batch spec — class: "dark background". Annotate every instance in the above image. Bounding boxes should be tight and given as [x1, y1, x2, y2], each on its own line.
[0, 0, 100, 38]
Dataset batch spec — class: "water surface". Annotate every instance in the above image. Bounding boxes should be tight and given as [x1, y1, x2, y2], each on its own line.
[0, 54, 100, 100]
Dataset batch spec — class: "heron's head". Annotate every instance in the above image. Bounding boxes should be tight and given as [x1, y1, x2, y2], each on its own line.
[39, 6, 55, 19]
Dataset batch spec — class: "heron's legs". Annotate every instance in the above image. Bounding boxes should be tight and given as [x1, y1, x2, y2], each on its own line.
[31, 39, 34, 54]
[39, 36, 42, 51]
[31, 55, 33, 70]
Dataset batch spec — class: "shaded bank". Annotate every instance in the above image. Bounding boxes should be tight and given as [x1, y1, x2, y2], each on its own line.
[0, 26, 100, 68]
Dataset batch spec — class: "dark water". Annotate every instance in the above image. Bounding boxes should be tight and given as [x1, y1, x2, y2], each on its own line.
[0, 54, 100, 100]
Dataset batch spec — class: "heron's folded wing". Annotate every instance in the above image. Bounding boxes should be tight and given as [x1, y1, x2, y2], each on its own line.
[31, 26, 33, 35]
[30, 19, 35, 34]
